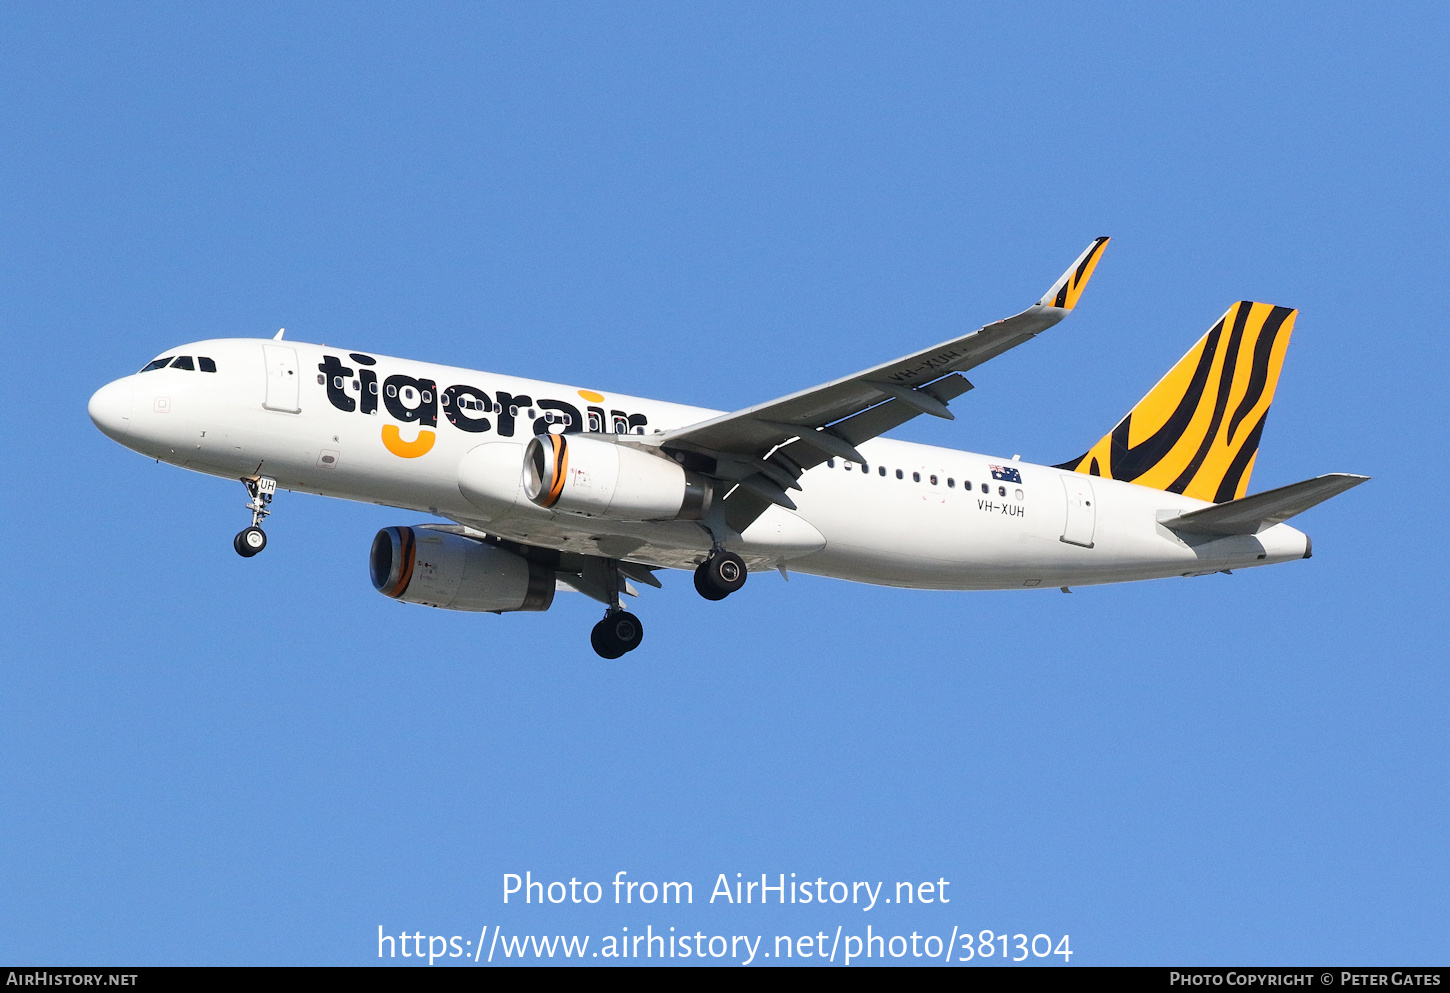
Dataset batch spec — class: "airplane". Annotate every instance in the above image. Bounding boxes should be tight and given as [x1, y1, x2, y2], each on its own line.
[87, 238, 1367, 658]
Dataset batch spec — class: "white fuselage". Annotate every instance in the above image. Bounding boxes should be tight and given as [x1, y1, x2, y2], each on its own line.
[88, 338, 1311, 589]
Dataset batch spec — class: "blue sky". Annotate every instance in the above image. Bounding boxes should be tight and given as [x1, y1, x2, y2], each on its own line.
[3, 2, 1446, 965]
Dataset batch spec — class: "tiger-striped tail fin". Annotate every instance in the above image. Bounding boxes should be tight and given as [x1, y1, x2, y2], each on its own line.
[1056, 301, 1296, 503]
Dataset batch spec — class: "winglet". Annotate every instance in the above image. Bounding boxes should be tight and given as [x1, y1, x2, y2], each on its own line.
[1039, 237, 1110, 312]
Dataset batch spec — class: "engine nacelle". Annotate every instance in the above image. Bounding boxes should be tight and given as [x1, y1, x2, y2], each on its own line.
[370, 527, 555, 612]
[522, 434, 712, 521]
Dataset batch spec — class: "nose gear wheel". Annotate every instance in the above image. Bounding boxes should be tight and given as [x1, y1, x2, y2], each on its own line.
[234, 526, 267, 557]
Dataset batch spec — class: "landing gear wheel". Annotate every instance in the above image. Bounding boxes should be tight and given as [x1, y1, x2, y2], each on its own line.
[234, 526, 267, 557]
[694, 550, 747, 600]
[590, 611, 644, 659]
[693, 567, 729, 600]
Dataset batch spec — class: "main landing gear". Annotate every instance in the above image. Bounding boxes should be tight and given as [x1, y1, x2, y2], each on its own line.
[234, 476, 277, 558]
[591, 610, 644, 659]
[694, 549, 747, 601]
[590, 558, 644, 659]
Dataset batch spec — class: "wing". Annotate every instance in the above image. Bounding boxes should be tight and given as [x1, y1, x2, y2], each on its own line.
[652, 237, 1110, 531]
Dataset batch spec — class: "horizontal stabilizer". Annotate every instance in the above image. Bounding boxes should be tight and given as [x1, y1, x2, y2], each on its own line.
[1160, 473, 1369, 536]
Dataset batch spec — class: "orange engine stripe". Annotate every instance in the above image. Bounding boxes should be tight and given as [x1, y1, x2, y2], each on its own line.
[392, 527, 416, 597]
[542, 435, 568, 507]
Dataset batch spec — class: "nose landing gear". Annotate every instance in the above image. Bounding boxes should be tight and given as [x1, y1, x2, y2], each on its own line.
[694, 549, 747, 600]
[234, 475, 277, 558]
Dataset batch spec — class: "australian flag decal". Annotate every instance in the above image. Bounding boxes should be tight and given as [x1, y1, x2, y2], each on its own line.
[990, 464, 1023, 484]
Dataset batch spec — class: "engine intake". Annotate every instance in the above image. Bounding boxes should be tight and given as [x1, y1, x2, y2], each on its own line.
[370, 526, 554, 612]
[522, 434, 712, 521]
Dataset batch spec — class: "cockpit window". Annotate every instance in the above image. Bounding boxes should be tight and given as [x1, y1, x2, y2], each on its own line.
[198, 357, 216, 372]
[140, 357, 173, 372]
[170, 356, 195, 370]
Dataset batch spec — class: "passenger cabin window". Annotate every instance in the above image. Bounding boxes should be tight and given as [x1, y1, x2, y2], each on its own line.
[826, 459, 835, 468]
[170, 356, 194, 370]
[947, 478, 955, 488]
[878, 466, 886, 477]
[912, 472, 921, 482]
[141, 357, 173, 372]
[930, 475, 938, 485]
[998, 486, 1007, 497]
[895, 469, 903, 480]
[964, 481, 972, 491]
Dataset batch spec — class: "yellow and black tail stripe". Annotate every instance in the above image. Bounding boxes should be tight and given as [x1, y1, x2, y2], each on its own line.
[1047, 236, 1110, 311]
[1056, 301, 1296, 503]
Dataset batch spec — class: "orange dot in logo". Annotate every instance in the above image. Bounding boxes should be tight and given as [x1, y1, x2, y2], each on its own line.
[381, 424, 436, 458]
[577, 389, 605, 403]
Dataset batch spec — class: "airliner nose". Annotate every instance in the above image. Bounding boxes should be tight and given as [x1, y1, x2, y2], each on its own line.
[88, 379, 133, 441]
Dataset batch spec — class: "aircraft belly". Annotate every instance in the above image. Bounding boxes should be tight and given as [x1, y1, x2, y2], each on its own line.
[788, 470, 1056, 588]
[783, 462, 1288, 590]
[736, 505, 827, 558]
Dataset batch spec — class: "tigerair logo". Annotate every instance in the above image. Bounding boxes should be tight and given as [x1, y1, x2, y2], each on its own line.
[317, 354, 648, 459]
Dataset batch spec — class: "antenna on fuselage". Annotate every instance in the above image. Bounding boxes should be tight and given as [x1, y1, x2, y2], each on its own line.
[273, 328, 285, 340]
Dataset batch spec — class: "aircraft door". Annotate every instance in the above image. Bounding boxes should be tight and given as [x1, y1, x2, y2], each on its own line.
[1060, 474, 1096, 548]
[262, 344, 301, 413]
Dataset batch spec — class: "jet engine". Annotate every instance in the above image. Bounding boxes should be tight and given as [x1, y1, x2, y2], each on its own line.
[370, 526, 555, 612]
[522, 434, 712, 521]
